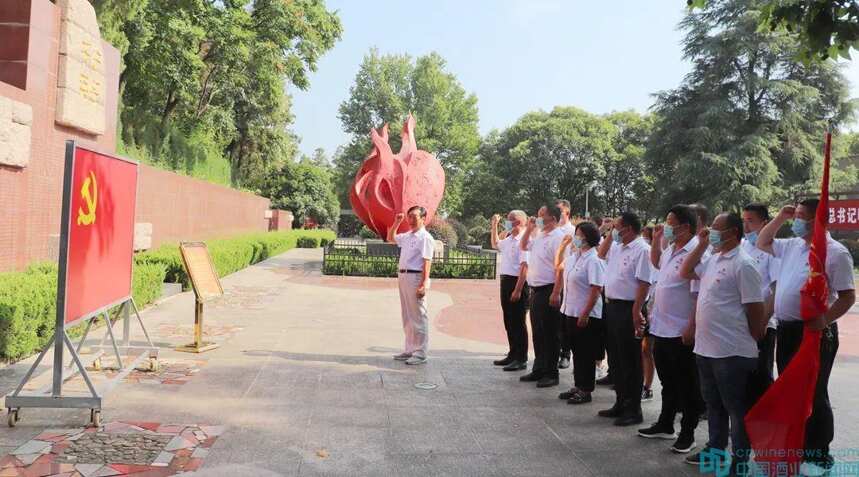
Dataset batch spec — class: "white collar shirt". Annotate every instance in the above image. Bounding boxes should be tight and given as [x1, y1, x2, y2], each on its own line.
[693, 247, 763, 358]
[650, 237, 700, 338]
[604, 237, 652, 301]
[525, 227, 566, 287]
[771, 235, 855, 322]
[395, 227, 435, 271]
[741, 238, 778, 329]
[561, 248, 605, 318]
[498, 232, 528, 277]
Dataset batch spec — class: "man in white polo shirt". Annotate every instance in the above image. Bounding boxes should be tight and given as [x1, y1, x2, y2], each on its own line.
[596, 211, 652, 426]
[519, 204, 567, 388]
[678, 212, 766, 474]
[639, 204, 704, 455]
[490, 210, 530, 371]
[740, 203, 778, 403]
[386, 206, 435, 366]
[756, 199, 856, 476]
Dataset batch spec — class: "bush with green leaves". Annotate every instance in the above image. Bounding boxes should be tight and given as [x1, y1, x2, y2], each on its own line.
[322, 246, 494, 279]
[427, 219, 458, 248]
[297, 237, 321, 248]
[358, 225, 378, 239]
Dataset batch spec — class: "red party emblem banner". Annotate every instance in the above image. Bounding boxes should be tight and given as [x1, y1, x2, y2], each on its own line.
[60, 142, 138, 326]
[828, 199, 859, 231]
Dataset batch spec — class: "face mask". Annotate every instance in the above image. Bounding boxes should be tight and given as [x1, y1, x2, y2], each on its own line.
[535, 218, 545, 229]
[573, 237, 584, 249]
[664, 225, 676, 243]
[612, 229, 622, 244]
[792, 218, 809, 237]
[745, 231, 758, 246]
[709, 229, 723, 247]
[503, 220, 513, 232]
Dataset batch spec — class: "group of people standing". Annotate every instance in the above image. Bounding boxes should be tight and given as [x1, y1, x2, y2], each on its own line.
[488, 200, 855, 476]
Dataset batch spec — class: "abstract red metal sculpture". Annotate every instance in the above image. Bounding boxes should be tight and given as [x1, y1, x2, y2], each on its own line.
[349, 114, 445, 237]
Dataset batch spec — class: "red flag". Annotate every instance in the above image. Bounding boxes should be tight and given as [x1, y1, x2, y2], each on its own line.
[745, 133, 830, 474]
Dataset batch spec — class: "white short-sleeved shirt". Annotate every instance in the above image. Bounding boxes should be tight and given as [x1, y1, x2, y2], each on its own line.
[561, 248, 605, 318]
[559, 222, 576, 256]
[497, 232, 528, 277]
[771, 236, 856, 322]
[741, 238, 778, 329]
[526, 227, 566, 287]
[604, 237, 652, 301]
[650, 237, 700, 338]
[693, 247, 764, 358]
[395, 228, 435, 271]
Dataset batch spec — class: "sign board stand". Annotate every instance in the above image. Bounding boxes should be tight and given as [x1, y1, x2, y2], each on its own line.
[4, 142, 157, 427]
[175, 242, 224, 353]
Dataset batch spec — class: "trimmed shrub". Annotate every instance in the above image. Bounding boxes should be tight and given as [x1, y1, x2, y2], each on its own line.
[358, 225, 378, 239]
[338, 214, 363, 237]
[427, 219, 457, 247]
[0, 267, 57, 362]
[297, 236, 321, 248]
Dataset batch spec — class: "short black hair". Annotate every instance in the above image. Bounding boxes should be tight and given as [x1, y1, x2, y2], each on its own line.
[619, 212, 642, 234]
[799, 198, 820, 216]
[590, 214, 603, 227]
[555, 199, 571, 211]
[545, 204, 562, 222]
[690, 203, 709, 227]
[742, 203, 770, 221]
[723, 212, 744, 240]
[407, 205, 427, 218]
[577, 221, 600, 248]
[667, 204, 697, 231]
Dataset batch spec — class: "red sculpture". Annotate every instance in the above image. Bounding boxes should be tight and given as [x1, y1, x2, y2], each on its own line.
[349, 114, 445, 237]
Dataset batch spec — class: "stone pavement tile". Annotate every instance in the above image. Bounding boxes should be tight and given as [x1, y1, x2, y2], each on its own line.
[383, 387, 459, 408]
[575, 448, 701, 477]
[471, 427, 572, 455]
[304, 405, 388, 429]
[386, 426, 481, 455]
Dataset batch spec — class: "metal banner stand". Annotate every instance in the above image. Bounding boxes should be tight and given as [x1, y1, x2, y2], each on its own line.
[4, 141, 156, 428]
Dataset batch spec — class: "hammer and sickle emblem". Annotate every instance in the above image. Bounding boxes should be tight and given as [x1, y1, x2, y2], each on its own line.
[77, 171, 98, 226]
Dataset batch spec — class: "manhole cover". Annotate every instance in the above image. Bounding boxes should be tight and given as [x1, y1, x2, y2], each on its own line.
[414, 382, 438, 390]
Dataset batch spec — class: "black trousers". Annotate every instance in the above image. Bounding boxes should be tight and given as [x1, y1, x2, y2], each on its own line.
[776, 321, 838, 464]
[559, 314, 572, 359]
[564, 314, 604, 392]
[529, 284, 560, 379]
[748, 327, 776, 404]
[500, 275, 529, 362]
[605, 299, 643, 412]
[654, 336, 704, 434]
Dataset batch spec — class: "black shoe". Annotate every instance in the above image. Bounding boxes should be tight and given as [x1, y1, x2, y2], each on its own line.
[558, 357, 570, 369]
[494, 356, 514, 366]
[670, 432, 697, 454]
[613, 413, 644, 426]
[598, 405, 623, 418]
[567, 390, 592, 404]
[558, 387, 578, 400]
[637, 423, 677, 439]
[641, 388, 654, 402]
[684, 447, 717, 466]
[502, 360, 527, 371]
[536, 376, 560, 388]
[520, 372, 541, 382]
[596, 375, 613, 386]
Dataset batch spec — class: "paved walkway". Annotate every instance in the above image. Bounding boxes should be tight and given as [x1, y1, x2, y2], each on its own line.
[1, 249, 858, 476]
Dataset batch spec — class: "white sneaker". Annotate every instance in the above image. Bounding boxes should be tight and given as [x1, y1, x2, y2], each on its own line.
[595, 363, 608, 380]
[393, 352, 412, 361]
[799, 462, 827, 477]
[405, 356, 427, 366]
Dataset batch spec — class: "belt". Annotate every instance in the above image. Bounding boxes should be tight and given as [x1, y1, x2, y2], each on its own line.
[606, 298, 635, 304]
[399, 269, 422, 274]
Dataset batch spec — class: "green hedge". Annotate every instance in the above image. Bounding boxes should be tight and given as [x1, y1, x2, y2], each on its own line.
[322, 249, 495, 279]
[297, 236, 321, 248]
[0, 229, 334, 362]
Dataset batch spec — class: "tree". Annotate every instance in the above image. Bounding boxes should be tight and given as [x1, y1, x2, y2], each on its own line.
[688, 0, 859, 62]
[648, 0, 856, 216]
[461, 107, 617, 218]
[601, 111, 657, 218]
[263, 160, 340, 229]
[335, 50, 480, 215]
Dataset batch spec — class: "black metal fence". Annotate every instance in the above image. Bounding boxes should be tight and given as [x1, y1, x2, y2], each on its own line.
[323, 240, 497, 279]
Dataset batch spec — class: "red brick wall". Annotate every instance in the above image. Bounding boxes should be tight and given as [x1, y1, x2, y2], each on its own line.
[0, 0, 271, 272]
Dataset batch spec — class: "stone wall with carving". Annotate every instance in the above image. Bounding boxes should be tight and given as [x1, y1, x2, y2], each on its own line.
[0, 96, 32, 167]
[55, 0, 105, 135]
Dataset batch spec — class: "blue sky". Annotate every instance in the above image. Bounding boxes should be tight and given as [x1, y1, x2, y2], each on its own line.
[290, 0, 859, 158]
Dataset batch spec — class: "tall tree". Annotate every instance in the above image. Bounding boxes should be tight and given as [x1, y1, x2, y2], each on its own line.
[335, 50, 480, 215]
[648, 0, 856, 216]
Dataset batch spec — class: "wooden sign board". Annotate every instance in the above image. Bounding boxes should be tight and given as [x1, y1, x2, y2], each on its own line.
[179, 242, 223, 302]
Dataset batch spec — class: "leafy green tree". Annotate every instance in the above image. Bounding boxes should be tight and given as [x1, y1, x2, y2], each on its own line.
[335, 50, 480, 215]
[649, 0, 856, 216]
[462, 107, 617, 218]
[263, 160, 341, 229]
[688, 0, 859, 62]
[602, 111, 656, 218]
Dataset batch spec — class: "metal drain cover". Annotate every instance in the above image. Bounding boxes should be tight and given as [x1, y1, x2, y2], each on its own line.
[414, 382, 438, 390]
